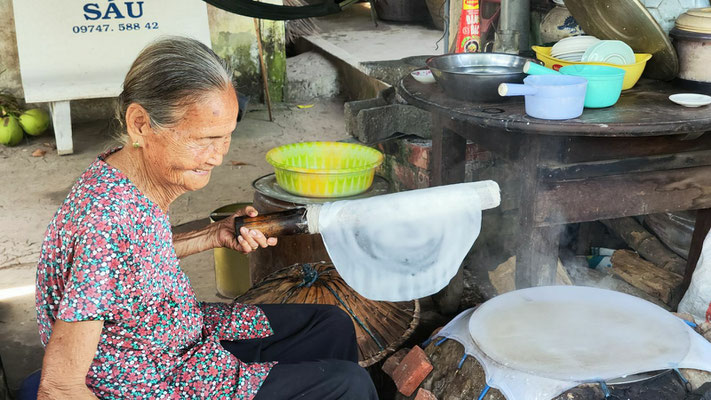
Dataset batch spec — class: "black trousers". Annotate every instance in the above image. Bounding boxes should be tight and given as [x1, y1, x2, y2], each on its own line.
[221, 304, 378, 400]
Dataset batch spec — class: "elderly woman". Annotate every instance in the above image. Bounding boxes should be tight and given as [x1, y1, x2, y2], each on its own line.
[34, 37, 378, 399]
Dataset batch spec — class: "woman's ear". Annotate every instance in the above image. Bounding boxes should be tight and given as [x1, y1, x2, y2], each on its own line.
[125, 103, 153, 143]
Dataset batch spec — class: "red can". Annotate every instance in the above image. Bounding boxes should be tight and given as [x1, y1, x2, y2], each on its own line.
[455, 0, 481, 53]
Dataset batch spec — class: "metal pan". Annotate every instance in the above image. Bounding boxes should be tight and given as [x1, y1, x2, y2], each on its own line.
[426, 53, 534, 103]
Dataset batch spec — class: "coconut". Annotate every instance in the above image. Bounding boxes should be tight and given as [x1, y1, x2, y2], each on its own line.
[19, 108, 50, 136]
[0, 116, 24, 146]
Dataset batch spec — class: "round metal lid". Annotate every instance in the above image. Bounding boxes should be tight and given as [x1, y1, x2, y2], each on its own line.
[252, 174, 391, 205]
[686, 7, 711, 19]
[564, 0, 679, 80]
[674, 7, 711, 35]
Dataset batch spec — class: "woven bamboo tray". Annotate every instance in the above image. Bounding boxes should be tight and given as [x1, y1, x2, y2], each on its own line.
[237, 262, 420, 366]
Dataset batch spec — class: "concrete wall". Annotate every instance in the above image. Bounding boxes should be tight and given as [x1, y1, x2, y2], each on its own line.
[0, 0, 285, 122]
[0, 0, 22, 99]
[208, 4, 286, 103]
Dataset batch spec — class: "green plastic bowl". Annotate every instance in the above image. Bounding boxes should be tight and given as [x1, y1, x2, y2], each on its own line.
[266, 142, 384, 198]
[559, 65, 625, 108]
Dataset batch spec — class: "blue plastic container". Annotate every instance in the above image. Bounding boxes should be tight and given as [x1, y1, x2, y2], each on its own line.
[559, 65, 625, 108]
[498, 75, 587, 120]
[524, 62, 626, 108]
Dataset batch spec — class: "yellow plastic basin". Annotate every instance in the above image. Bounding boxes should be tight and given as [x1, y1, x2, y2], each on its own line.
[532, 46, 652, 90]
[266, 142, 384, 198]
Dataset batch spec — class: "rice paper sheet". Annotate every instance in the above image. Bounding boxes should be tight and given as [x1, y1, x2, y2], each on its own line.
[317, 183, 483, 301]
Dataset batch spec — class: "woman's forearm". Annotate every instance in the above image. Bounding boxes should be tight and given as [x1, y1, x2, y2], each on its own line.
[39, 319, 103, 400]
[37, 382, 99, 400]
[173, 224, 219, 258]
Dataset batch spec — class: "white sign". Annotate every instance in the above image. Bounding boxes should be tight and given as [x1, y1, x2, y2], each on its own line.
[12, 0, 211, 103]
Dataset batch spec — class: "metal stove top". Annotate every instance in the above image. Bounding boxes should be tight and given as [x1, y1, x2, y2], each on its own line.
[252, 174, 391, 205]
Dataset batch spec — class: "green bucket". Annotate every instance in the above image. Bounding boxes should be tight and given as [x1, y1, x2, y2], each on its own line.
[211, 203, 252, 298]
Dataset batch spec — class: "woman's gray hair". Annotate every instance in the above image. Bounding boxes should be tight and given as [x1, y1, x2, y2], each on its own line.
[116, 36, 235, 135]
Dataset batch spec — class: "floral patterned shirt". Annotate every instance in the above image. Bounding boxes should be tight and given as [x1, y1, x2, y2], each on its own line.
[36, 149, 275, 399]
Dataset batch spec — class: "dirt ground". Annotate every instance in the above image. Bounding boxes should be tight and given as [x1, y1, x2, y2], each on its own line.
[0, 100, 349, 391]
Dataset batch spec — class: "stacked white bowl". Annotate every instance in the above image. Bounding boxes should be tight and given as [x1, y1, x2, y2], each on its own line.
[550, 35, 601, 62]
[551, 36, 636, 65]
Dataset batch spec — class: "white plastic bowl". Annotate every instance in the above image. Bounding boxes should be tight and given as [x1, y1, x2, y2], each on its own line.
[411, 69, 436, 84]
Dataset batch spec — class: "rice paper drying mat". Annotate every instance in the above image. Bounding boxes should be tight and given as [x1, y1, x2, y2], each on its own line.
[237, 262, 419, 366]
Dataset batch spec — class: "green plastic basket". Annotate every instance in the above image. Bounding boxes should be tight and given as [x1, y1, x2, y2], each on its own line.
[266, 142, 384, 198]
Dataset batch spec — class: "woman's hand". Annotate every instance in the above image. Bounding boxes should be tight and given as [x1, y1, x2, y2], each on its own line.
[213, 206, 278, 254]
[172, 206, 277, 258]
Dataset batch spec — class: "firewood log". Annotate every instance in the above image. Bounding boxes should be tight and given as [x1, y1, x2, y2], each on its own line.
[611, 250, 683, 305]
[602, 218, 686, 275]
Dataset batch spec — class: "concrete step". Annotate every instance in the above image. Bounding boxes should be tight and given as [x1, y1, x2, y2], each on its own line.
[293, 3, 444, 100]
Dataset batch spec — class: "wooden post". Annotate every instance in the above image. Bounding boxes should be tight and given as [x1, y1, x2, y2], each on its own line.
[447, 0, 463, 52]
[516, 225, 562, 288]
[515, 137, 560, 288]
[253, 19, 273, 122]
[431, 117, 466, 187]
[50, 101, 73, 155]
[431, 114, 467, 314]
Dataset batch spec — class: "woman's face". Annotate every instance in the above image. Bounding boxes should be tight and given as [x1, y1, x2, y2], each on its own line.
[142, 86, 239, 194]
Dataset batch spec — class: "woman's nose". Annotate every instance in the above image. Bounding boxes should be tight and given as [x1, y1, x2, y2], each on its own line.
[207, 139, 230, 166]
[207, 150, 223, 167]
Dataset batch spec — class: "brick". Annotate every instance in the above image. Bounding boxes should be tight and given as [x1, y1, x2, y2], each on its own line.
[382, 348, 409, 377]
[392, 163, 419, 191]
[407, 142, 431, 170]
[392, 345, 433, 396]
[416, 169, 430, 188]
[465, 142, 487, 161]
[414, 388, 437, 400]
[377, 136, 493, 192]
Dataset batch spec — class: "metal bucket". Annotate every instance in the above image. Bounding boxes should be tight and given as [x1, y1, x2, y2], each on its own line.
[211, 203, 252, 298]
[670, 27, 711, 83]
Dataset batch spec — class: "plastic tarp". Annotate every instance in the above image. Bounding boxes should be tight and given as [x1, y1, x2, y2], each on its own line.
[680, 230, 711, 323]
[202, 0, 355, 20]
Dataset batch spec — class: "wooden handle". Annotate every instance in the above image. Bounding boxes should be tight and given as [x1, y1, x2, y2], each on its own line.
[234, 208, 309, 237]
